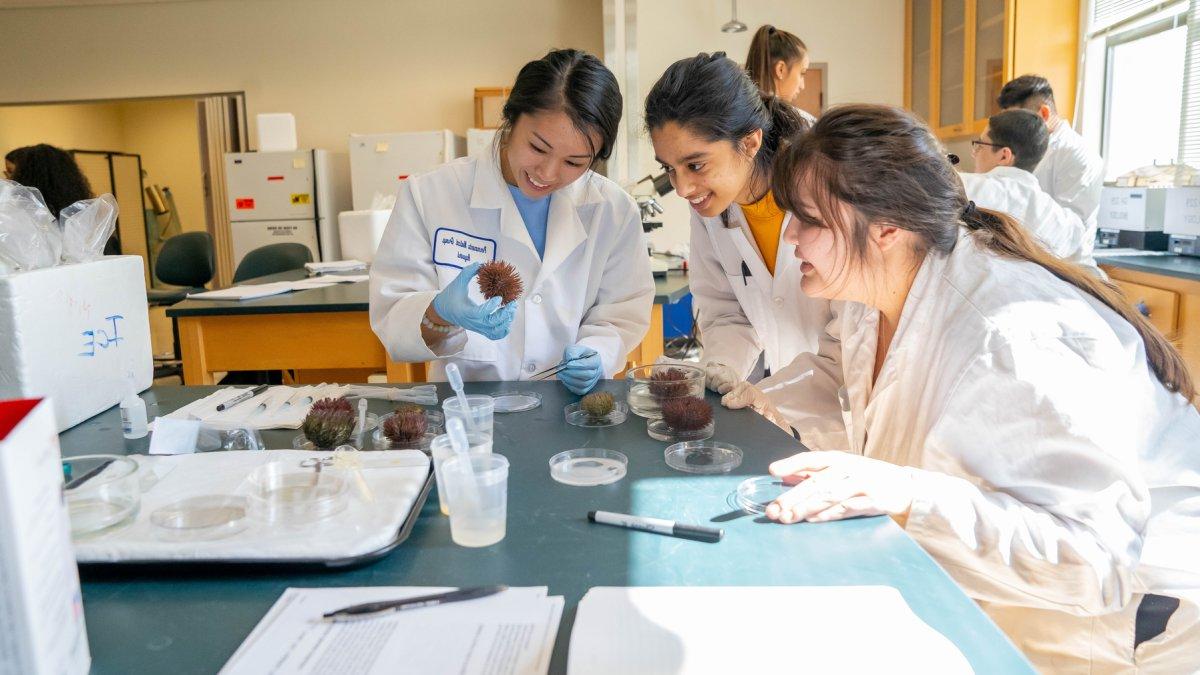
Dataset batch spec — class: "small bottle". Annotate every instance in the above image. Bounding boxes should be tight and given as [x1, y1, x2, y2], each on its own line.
[120, 375, 148, 439]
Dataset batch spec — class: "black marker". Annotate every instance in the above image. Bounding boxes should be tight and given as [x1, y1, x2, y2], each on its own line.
[588, 510, 723, 543]
[740, 261, 752, 285]
[216, 384, 270, 411]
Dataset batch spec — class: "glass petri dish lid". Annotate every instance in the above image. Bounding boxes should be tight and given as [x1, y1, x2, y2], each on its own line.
[563, 400, 628, 428]
[63, 454, 140, 538]
[491, 391, 542, 413]
[735, 476, 792, 514]
[548, 448, 628, 486]
[663, 440, 743, 474]
[151, 495, 249, 541]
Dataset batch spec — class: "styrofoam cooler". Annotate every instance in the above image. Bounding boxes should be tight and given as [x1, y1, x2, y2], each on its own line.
[0, 256, 152, 431]
[338, 210, 390, 263]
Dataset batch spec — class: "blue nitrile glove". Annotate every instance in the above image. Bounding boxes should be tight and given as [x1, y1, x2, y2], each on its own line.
[558, 344, 602, 395]
[431, 262, 517, 341]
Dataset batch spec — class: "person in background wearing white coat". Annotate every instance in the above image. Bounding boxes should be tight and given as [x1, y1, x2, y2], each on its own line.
[727, 104, 1199, 671]
[644, 53, 832, 395]
[960, 108, 1097, 269]
[999, 75, 1104, 236]
[369, 49, 653, 392]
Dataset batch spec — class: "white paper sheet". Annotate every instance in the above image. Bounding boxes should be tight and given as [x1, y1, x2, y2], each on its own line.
[152, 384, 351, 430]
[304, 259, 367, 273]
[187, 281, 297, 301]
[221, 586, 562, 675]
[567, 586, 973, 674]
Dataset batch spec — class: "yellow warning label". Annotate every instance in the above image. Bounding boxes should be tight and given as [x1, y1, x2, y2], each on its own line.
[290, 193, 311, 205]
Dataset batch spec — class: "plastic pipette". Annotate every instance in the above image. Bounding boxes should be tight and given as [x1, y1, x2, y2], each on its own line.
[444, 363, 475, 432]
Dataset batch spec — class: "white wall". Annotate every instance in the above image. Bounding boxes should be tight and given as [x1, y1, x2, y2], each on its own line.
[0, 0, 602, 151]
[630, 0, 905, 249]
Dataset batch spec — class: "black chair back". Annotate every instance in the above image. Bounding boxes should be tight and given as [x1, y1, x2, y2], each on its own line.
[233, 243, 314, 283]
[155, 232, 215, 288]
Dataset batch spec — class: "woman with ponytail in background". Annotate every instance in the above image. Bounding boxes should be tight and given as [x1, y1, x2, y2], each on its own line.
[745, 24, 812, 121]
[645, 53, 832, 398]
[734, 103, 1199, 671]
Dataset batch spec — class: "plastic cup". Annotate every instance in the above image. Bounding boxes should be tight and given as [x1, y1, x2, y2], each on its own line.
[430, 432, 493, 516]
[441, 453, 509, 548]
[442, 395, 495, 440]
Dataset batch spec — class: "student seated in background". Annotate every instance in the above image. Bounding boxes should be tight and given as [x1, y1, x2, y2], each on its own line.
[960, 109, 1096, 269]
[370, 49, 653, 393]
[723, 104, 1200, 672]
[998, 75, 1104, 234]
[4, 144, 112, 254]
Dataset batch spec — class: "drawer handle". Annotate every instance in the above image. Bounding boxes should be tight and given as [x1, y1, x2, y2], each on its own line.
[1136, 301, 1151, 318]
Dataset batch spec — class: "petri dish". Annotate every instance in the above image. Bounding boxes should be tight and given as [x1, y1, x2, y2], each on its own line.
[548, 448, 628, 486]
[372, 409, 444, 451]
[735, 476, 791, 514]
[663, 440, 743, 474]
[647, 418, 715, 442]
[245, 461, 348, 525]
[151, 495, 249, 541]
[563, 400, 628, 428]
[491, 391, 542, 413]
[63, 454, 140, 538]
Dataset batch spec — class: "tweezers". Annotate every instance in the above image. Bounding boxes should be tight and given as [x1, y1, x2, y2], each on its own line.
[530, 350, 598, 381]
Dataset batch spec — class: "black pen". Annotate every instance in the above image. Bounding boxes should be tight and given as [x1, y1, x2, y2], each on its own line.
[321, 585, 508, 622]
[740, 261, 752, 285]
[216, 384, 270, 411]
[588, 510, 724, 543]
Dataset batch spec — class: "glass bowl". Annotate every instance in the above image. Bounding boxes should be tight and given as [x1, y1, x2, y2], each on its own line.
[624, 363, 705, 419]
[244, 461, 348, 525]
[63, 454, 140, 538]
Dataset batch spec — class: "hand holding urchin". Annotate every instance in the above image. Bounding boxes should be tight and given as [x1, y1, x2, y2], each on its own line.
[477, 260, 524, 303]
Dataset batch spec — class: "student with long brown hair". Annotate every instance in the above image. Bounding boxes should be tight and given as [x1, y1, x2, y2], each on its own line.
[744, 25, 810, 110]
[728, 104, 1199, 671]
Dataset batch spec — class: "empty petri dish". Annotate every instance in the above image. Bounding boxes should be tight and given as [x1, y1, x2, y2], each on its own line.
[663, 440, 743, 474]
[735, 476, 792, 514]
[245, 462, 348, 525]
[549, 448, 628, 486]
[492, 391, 542, 413]
[63, 454, 140, 538]
[151, 495, 249, 541]
[563, 400, 628, 428]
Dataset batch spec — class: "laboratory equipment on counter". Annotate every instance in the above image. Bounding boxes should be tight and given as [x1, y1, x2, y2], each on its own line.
[224, 149, 346, 266]
[1165, 186, 1200, 256]
[1096, 187, 1170, 251]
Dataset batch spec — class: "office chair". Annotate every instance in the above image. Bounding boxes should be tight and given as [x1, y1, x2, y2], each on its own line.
[232, 243, 313, 283]
[147, 232, 214, 380]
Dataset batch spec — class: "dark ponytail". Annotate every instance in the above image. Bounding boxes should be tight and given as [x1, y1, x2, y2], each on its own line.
[745, 24, 808, 97]
[774, 104, 1195, 401]
[496, 49, 622, 165]
[645, 52, 811, 203]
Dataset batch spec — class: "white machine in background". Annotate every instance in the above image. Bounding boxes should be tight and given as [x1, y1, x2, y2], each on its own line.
[224, 149, 344, 266]
[348, 130, 465, 210]
[1096, 186, 1170, 250]
[1165, 186, 1200, 256]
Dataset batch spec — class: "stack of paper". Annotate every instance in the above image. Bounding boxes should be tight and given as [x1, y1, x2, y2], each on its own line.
[221, 587, 563, 675]
[186, 274, 370, 301]
[567, 587, 972, 674]
[305, 259, 367, 273]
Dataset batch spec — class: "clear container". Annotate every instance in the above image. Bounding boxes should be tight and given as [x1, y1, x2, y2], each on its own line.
[647, 417, 715, 442]
[441, 453, 509, 548]
[563, 400, 628, 428]
[735, 476, 791, 513]
[491, 391, 542, 413]
[664, 440, 743, 474]
[63, 454, 140, 538]
[548, 448, 628, 486]
[430, 432, 493, 516]
[244, 461, 348, 525]
[372, 409, 444, 451]
[442, 395, 495, 440]
[624, 364, 705, 418]
[150, 495, 249, 541]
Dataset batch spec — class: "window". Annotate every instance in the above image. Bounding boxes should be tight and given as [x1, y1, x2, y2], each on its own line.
[1102, 12, 1189, 181]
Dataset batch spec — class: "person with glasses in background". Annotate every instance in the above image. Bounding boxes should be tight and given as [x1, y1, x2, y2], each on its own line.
[960, 109, 1097, 271]
[998, 75, 1104, 241]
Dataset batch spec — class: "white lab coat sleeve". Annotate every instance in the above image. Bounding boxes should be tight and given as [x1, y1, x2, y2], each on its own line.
[961, 171, 1086, 261]
[1031, 199, 1087, 261]
[1051, 143, 1104, 223]
[756, 303, 848, 451]
[369, 179, 468, 362]
[575, 200, 655, 377]
[904, 340, 1148, 616]
[688, 212, 763, 378]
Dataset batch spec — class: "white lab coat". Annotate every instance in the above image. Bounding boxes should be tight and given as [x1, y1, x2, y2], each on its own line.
[760, 228, 1200, 671]
[369, 153, 654, 382]
[960, 165, 1097, 268]
[688, 205, 833, 378]
[1034, 122, 1105, 239]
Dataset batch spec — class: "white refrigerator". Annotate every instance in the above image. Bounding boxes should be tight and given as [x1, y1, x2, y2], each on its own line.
[348, 130, 465, 210]
[224, 149, 344, 266]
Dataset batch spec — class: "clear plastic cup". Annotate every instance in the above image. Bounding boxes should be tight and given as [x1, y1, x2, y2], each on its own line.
[442, 395, 495, 440]
[430, 432, 493, 516]
[441, 453, 509, 548]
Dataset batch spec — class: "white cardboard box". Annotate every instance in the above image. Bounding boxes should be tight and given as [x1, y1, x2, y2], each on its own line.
[0, 398, 91, 675]
[0, 256, 152, 431]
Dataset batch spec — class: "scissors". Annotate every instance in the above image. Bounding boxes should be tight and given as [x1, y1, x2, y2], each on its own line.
[530, 350, 599, 381]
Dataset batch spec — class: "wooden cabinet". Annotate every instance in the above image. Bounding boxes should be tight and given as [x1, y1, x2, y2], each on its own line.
[1103, 265, 1200, 401]
[905, 0, 1079, 139]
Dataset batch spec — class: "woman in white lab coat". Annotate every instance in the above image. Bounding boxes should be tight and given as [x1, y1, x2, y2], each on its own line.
[725, 104, 1200, 671]
[644, 53, 832, 394]
[369, 49, 653, 392]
